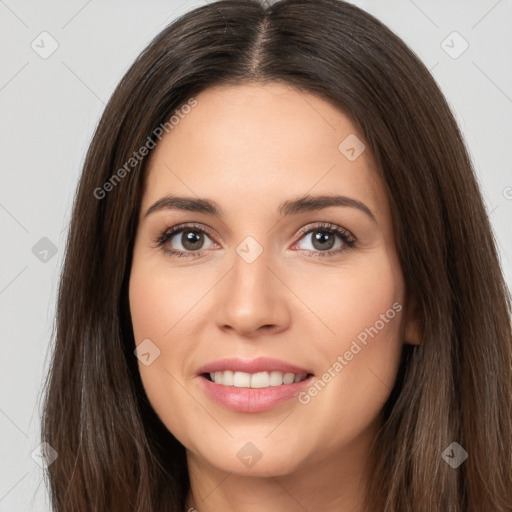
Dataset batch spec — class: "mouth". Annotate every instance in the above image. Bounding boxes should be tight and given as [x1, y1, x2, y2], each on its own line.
[201, 370, 313, 388]
[196, 357, 315, 413]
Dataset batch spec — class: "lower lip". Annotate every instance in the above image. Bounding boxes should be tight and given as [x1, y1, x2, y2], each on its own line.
[198, 374, 314, 413]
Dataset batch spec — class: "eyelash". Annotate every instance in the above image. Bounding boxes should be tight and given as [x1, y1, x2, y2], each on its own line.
[151, 222, 357, 259]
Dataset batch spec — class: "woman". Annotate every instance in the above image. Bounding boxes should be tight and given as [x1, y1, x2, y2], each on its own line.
[41, 0, 512, 510]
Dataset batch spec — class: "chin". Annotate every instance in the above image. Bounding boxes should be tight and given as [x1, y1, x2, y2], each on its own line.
[187, 436, 308, 477]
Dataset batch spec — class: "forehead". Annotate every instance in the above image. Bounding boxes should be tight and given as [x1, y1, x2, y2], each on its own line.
[142, 83, 388, 224]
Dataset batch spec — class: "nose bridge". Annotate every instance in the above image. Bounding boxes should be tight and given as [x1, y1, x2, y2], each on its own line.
[214, 235, 288, 334]
[229, 237, 274, 303]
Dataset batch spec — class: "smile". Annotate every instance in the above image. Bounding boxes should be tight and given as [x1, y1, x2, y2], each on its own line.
[196, 357, 315, 412]
[205, 370, 309, 387]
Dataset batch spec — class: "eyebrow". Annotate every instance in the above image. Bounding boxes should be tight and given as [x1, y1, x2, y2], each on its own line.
[144, 193, 377, 223]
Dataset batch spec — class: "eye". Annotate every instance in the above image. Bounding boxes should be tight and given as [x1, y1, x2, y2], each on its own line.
[292, 222, 356, 258]
[152, 222, 356, 259]
[152, 223, 217, 258]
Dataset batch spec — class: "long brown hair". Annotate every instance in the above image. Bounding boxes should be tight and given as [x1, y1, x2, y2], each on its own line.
[40, 0, 512, 510]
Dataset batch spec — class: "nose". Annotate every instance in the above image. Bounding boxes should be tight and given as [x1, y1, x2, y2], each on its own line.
[213, 245, 291, 338]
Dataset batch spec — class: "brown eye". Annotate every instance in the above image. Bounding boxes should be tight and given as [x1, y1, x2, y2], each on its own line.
[293, 223, 355, 256]
[166, 228, 215, 254]
[153, 223, 218, 258]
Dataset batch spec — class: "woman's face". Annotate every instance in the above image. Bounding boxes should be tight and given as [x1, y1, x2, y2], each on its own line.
[129, 82, 419, 477]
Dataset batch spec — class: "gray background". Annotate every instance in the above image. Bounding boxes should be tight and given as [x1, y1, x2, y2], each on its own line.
[1, 0, 511, 510]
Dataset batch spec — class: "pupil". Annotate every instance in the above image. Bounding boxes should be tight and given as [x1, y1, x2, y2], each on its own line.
[313, 231, 334, 250]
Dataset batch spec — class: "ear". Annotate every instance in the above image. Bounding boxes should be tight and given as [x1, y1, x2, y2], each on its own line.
[403, 296, 422, 346]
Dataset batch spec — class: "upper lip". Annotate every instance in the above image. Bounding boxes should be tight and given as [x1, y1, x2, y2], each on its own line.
[197, 357, 313, 376]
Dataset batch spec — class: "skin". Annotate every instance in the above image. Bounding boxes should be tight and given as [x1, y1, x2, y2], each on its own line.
[129, 82, 421, 512]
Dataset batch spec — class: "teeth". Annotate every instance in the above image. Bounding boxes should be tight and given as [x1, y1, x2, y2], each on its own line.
[208, 370, 308, 387]
[233, 371, 251, 387]
[250, 371, 270, 388]
[221, 370, 233, 386]
[269, 371, 284, 386]
[283, 373, 295, 384]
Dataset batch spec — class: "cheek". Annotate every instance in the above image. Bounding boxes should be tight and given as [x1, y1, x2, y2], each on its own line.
[331, 271, 402, 354]
[129, 259, 196, 379]
[128, 258, 212, 448]
[294, 247, 403, 357]
[296, 253, 404, 438]
[129, 258, 204, 342]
